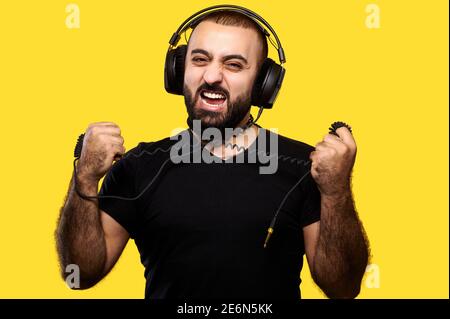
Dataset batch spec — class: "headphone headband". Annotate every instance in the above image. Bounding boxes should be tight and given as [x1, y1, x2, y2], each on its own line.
[168, 4, 286, 64]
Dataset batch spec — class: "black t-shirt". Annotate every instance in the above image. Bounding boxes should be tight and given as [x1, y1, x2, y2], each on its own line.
[98, 128, 321, 299]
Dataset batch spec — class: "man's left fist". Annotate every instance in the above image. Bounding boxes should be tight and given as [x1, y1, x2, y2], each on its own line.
[309, 127, 357, 197]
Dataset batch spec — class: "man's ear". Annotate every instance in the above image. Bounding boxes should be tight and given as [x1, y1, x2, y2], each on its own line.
[251, 58, 285, 109]
[164, 45, 187, 95]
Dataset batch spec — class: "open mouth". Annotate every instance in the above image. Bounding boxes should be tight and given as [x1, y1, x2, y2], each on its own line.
[199, 89, 227, 110]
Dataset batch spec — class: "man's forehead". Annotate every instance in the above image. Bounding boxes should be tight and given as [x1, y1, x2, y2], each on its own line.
[188, 21, 260, 56]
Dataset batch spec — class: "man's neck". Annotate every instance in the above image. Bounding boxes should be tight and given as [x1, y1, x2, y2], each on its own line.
[205, 122, 259, 160]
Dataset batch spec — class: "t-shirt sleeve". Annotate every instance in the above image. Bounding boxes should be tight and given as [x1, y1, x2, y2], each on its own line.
[299, 171, 322, 227]
[98, 154, 138, 239]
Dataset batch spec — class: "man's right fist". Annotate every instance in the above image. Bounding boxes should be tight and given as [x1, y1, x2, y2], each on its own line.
[76, 122, 126, 182]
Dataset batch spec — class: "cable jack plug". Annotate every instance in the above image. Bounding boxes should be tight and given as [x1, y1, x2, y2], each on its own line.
[263, 227, 274, 248]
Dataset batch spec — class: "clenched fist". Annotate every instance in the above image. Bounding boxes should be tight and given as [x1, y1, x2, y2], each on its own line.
[309, 127, 357, 197]
[76, 122, 125, 183]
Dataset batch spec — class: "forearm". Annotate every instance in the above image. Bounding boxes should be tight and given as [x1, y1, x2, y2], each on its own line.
[312, 189, 369, 298]
[55, 172, 106, 288]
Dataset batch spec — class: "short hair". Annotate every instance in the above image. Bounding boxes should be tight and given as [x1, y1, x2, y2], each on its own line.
[190, 11, 269, 67]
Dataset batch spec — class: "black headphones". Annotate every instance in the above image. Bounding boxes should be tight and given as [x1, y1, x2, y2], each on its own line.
[164, 4, 286, 109]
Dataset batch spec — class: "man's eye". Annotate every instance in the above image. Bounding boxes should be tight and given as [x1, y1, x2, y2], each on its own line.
[192, 57, 207, 63]
[227, 63, 242, 70]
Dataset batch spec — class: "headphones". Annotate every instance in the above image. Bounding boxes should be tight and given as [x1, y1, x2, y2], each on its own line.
[164, 4, 286, 109]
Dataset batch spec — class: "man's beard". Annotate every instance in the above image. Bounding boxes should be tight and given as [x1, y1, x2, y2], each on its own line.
[184, 83, 251, 142]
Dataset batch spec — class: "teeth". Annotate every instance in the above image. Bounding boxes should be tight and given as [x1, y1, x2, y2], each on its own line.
[203, 91, 225, 99]
[203, 99, 224, 107]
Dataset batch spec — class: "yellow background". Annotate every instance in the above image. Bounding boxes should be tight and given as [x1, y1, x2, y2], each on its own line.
[0, 0, 448, 298]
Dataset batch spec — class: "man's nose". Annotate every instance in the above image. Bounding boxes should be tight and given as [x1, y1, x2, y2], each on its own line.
[202, 63, 223, 85]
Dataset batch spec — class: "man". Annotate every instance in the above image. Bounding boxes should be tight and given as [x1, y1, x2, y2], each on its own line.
[56, 9, 369, 299]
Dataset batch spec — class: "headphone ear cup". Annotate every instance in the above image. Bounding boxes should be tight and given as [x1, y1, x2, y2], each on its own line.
[164, 45, 187, 95]
[251, 58, 286, 109]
